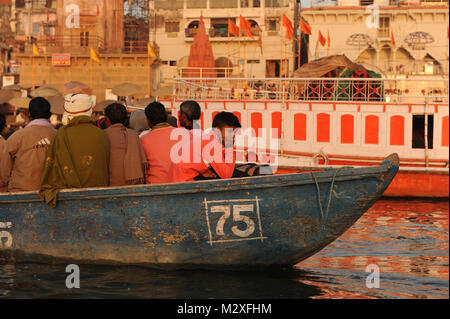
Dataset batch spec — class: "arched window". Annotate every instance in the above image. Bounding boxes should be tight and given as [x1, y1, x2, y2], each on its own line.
[233, 112, 242, 124]
[443, 116, 449, 147]
[272, 112, 282, 139]
[294, 113, 307, 141]
[365, 115, 379, 144]
[390, 115, 405, 146]
[251, 112, 263, 137]
[341, 114, 354, 144]
[248, 20, 261, 36]
[317, 113, 330, 143]
[186, 21, 199, 37]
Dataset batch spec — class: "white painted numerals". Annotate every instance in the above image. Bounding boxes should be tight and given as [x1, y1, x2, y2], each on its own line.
[212, 205, 255, 238]
[0, 222, 13, 248]
[204, 197, 266, 245]
[231, 205, 256, 238]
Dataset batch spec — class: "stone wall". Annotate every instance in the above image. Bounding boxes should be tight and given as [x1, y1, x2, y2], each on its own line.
[13, 53, 160, 101]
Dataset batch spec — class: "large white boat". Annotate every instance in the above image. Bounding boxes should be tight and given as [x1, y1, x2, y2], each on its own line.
[159, 75, 449, 197]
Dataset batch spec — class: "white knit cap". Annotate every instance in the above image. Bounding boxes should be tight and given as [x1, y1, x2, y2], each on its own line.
[62, 93, 94, 125]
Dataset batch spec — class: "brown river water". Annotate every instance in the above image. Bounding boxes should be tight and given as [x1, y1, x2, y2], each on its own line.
[0, 198, 448, 299]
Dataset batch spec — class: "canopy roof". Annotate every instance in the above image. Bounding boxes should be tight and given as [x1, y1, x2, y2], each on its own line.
[292, 55, 368, 78]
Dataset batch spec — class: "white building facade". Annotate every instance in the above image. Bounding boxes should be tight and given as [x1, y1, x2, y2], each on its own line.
[152, 0, 449, 80]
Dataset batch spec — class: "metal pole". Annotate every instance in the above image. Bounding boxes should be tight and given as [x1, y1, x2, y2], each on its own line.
[90, 57, 93, 89]
[31, 56, 35, 89]
[294, 0, 301, 69]
[424, 97, 429, 167]
[148, 55, 151, 97]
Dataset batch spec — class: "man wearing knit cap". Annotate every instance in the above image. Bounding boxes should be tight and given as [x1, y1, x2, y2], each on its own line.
[40, 92, 110, 207]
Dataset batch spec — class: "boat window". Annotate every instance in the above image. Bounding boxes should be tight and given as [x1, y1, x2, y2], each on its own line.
[412, 115, 434, 149]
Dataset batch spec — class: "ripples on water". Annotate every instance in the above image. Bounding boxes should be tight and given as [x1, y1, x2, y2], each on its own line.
[0, 199, 448, 299]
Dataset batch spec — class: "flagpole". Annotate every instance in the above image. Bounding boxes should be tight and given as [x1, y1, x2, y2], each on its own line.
[148, 55, 151, 97]
[238, 26, 241, 90]
[284, 38, 288, 91]
[280, 33, 284, 98]
[298, 35, 301, 69]
[244, 40, 247, 78]
[90, 57, 93, 89]
[447, 25, 449, 76]
[238, 27, 241, 77]
[327, 31, 330, 56]
[227, 29, 230, 78]
[390, 43, 394, 78]
[31, 56, 35, 89]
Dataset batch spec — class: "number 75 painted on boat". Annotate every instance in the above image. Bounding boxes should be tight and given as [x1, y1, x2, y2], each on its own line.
[204, 197, 267, 245]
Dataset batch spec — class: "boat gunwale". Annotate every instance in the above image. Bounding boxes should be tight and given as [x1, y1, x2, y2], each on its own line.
[0, 160, 394, 204]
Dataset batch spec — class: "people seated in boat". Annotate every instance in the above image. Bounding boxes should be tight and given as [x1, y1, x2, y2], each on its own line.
[141, 102, 179, 184]
[0, 113, 7, 192]
[104, 103, 147, 187]
[40, 93, 110, 207]
[1, 97, 56, 193]
[178, 100, 202, 131]
[168, 111, 241, 183]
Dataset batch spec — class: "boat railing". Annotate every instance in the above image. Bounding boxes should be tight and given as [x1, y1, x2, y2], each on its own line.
[171, 77, 450, 104]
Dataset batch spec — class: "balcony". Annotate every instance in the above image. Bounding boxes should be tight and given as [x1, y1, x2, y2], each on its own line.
[14, 35, 149, 55]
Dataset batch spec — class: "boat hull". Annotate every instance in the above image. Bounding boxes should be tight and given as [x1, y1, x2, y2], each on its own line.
[277, 166, 448, 198]
[0, 154, 399, 268]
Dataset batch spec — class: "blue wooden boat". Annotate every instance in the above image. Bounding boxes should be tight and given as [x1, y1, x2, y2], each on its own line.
[0, 154, 399, 269]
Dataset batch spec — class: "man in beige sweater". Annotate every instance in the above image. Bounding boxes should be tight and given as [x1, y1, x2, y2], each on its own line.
[1, 97, 56, 192]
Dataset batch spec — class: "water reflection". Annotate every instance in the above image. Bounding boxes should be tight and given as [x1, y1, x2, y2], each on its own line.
[0, 199, 448, 299]
[297, 199, 449, 299]
[0, 264, 15, 297]
[0, 264, 322, 299]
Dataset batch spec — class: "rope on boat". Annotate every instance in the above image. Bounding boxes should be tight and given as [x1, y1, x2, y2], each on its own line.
[309, 168, 341, 221]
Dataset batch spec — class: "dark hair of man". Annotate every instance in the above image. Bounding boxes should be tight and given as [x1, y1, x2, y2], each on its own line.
[179, 100, 201, 121]
[212, 112, 242, 129]
[145, 102, 168, 126]
[29, 97, 51, 120]
[104, 103, 128, 125]
[167, 115, 178, 128]
[0, 112, 6, 134]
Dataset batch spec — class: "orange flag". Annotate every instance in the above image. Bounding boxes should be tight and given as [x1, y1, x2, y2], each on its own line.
[300, 17, 311, 35]
[318, 30, 326, 47]
[239, 15, 254, 38]
[281, 14, 294, 40]
[228, 19, 239, 37]
[327, 31, 331, 48]
[391, 30, 395, 46]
